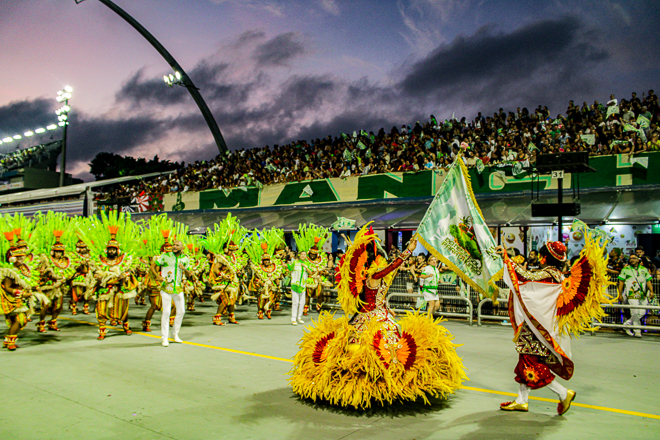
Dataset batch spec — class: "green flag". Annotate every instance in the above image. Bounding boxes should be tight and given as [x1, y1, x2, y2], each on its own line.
[636, 114, 650, 129]
[416, 157, 503, 297]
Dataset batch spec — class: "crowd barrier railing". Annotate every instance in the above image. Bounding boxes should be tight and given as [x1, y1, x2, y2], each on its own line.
[386, 282, 474, 325]
[476, 297, 510, 326]
[591, 303, 660, 335]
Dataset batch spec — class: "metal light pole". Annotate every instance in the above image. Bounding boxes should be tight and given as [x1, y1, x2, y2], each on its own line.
[56, 87, 73, 187]
[74, 0, 229, 153]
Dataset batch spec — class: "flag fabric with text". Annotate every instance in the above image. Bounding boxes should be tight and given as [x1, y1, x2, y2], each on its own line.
[416, 156, 503, 297]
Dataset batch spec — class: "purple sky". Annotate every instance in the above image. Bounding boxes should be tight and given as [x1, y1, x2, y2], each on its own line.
[1, 0, 658, 180]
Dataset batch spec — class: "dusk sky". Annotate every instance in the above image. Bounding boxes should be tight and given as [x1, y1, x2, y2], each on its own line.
[1, 0, 658, 180]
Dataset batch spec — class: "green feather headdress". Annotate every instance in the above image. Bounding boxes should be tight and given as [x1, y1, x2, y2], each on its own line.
[243, 228, 284, 265]
[135, 214, 175, 257]
[243, 231, 266, 265]
[261, 227, 285, 255]
[31, 211, 75, 255]
[204, 214, 249, 254]
[76, 210, 140, 257]
[293, 223, 329, 253]
[0, 213, 37, 263]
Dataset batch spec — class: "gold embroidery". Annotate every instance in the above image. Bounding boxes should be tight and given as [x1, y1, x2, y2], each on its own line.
[515, 323, 552, 356]
[512, 263, 563, 282]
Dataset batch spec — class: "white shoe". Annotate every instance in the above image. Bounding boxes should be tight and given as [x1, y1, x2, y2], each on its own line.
[162, 339, 169, 347]
[297, 319, 305, 324]
[624, 327, 634, 337]
[173, 335, 183, 343]
[634, 332, 642, 338]
[291, 321, 297, 326]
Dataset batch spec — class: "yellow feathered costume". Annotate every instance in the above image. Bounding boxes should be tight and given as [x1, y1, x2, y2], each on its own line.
[289, 224, 467, 409]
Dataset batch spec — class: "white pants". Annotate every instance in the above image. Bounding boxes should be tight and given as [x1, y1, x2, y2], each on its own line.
[515, 377, 568, 404]
[161, 291, 185, 340]
[291, 288, 306, 321]
[624, 298, 648, 336]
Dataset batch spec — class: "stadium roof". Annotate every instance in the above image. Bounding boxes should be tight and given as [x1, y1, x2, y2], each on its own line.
[132, 185, 660, 231]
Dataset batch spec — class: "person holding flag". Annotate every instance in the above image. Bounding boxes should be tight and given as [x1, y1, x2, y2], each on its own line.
[415, 155, 503, 306]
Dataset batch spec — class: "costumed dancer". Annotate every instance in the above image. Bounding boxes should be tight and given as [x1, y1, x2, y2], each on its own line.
[0, 223, 46, 351]
[204, 215, 248, 324]
[273, 242, 289, 311]
[70, 234, 96, 315]
[497, 227, 613, 415]
[183, 240, 205, 311]
[289, 224, 467, 409]
[246, 230, 284, 320]
[78, 211, 139, 340]
[288, 250, 312, 325]
[293, 224, 330, 315]
[32, 212, 76, 332]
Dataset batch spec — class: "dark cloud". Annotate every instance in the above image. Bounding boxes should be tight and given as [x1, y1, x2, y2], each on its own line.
[253, 32, 306, 67]
[273, 75, 336, 115]
[0, 98, 55, 137]
[3, 21, 623, 180]
[66, 113, 169, 164]
[116, 69, 190, 106]
[398, 16, 609, 112]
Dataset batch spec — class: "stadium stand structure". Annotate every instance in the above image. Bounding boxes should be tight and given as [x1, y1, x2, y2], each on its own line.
[0, 141, 81, 194]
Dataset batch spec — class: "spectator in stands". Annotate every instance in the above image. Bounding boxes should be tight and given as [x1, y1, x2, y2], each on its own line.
[526, 249, 541, 271]
[635, 246, 656, 275]
[607, 248, 624, 277]
[652, 250, 660, 276]
[418, 255, 441, 318]
[93, 90, 659, 203]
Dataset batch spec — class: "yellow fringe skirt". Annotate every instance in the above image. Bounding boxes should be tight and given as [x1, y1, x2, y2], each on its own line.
[289, 311, 468, 409]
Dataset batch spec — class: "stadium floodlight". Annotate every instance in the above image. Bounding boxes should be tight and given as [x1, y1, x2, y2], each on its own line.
[164, 71, 184, 88]
[35, 128, 45, 134]
[58, 122, 66, 127]
[47, 124, 57, 130]
[12, 135, 21, 140]
[24, 131, 34, 137]
[64, 86, 73, 93]
[2, 137, 12, 143]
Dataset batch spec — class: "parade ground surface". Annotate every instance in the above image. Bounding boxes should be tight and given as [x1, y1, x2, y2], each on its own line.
[3, 301, 659, 440]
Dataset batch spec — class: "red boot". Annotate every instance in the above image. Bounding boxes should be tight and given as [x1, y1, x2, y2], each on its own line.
[212, 314, 225, 326]
[36, 321, 47, 333]
[257, 311, 264, 320]
[47, 319, 60, 331]
[83, 304, 90, 315]
[266, 310, 272, 320]
[97, 327, 107, 340]
[123, 322, 132, 335]
[302, 305, 309, 316]
[5, 335, 18, 351]
[169, 316, 175, 327]
[228, 313, 239, 324]
[142, 320, 151, 332]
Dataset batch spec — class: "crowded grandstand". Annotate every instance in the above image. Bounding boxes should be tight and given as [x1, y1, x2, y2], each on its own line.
[91, 89, 659, 202]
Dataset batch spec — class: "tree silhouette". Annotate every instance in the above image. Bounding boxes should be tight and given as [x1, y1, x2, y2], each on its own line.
[89, 152, 182, 180]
